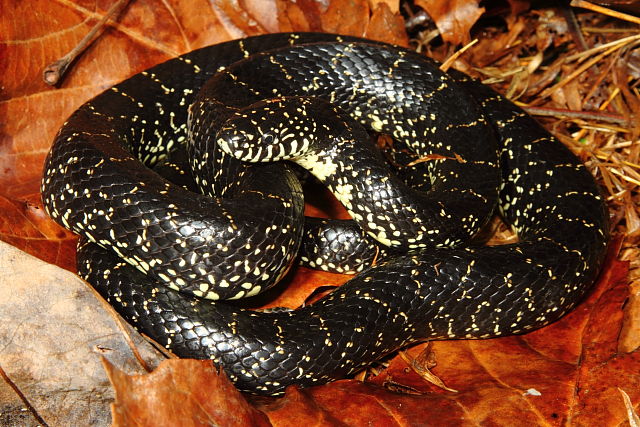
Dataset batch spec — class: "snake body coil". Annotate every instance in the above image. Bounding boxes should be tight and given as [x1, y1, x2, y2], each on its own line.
[41, 33, 609, 395]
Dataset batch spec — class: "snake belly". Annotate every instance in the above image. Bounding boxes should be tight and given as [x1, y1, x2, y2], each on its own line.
[41, 33, 609, 395]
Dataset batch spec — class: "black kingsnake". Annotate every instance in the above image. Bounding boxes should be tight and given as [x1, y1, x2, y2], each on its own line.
[40, 33, 609, 395]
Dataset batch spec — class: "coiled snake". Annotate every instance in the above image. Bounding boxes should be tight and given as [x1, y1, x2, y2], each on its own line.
[41, 33, 609, 395]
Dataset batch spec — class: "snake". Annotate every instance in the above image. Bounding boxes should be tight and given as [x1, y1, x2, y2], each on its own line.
[40, 32, 610, 395]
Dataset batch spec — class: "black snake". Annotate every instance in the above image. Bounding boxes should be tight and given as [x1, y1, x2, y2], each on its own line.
[40, 32, 609, 395]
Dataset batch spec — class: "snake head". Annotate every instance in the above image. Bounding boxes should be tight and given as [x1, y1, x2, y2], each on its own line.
[217, 97, 320, 163]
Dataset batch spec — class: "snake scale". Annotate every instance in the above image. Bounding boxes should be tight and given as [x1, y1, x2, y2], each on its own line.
[41, 33, 609, 395]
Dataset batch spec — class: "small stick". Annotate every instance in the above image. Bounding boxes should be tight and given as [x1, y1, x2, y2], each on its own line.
[84, 275, 160, 372]
[43, 0, 131, 85]
[610, 167, 640, 187]
[581, 27, 640, 34]
[564, 33, 640, 63]
[522, 105, 629, 126]
[0, 364, 49, 426]
[570, 0, 640, 25]
[112, 310, 158, 372]
[538, 37, 640, 100]
[440, 39, 478, 72]
[561, 5, 589, 51]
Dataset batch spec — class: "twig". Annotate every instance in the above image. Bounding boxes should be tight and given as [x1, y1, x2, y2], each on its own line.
[610, 168, 640, 187]
[582, 27, 640, 34]
[522, 105, 630, 126]
[574, 76, 621, 141]
[564, 33, 640, 63]
[42, 0, 132, 85]
[111, 310, 157, 372]
[581, 52, 619, 107]
[571, 0, 640, 25]
[539, 37, 638, 100]
[0, 364, 49, 426]
[440, 39, 478, 72]
[561, 5, 589, 51]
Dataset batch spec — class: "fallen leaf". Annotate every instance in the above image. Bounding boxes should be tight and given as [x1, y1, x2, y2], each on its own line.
[250, 264, 349, 310]
[365, 250, 637, 426]
[464, 14, 527, 68]
[366, 2, 410, 46]
[0, 241, 165, 426]
[0, 373, 41, 427]
[508, 0, 531, 15]
[257, 380, 468, 425]
[106, 359, 270, 427]
[0, 192, 76, 271]
[620, 266, 640, 352]
[414, 0, 485, 45]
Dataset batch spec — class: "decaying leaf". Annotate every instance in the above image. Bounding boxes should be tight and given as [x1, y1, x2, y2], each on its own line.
[105, 359, 271, 427]
[0, 241, 165, 426]
[364, 253, 636, 426]
[414, 0, 485, 45]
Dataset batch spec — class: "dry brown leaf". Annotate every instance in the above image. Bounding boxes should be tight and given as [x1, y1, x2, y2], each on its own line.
[250, 264, 350, 310]
[259, 380, 469, 425]
[0, 241, 165, 425]
[320, 0, 371, 38]
[414, 0, 485, 45]
[508, 0, 532, 15]
[106, 359, 270, 427]
[369, 0, 400, 14]
[0, 372, 41, 427]
[464, 14, 527, 68]
[620, 239, 640, 352]
[366, 1, 410, 46]
[365, 251, 636, 425]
